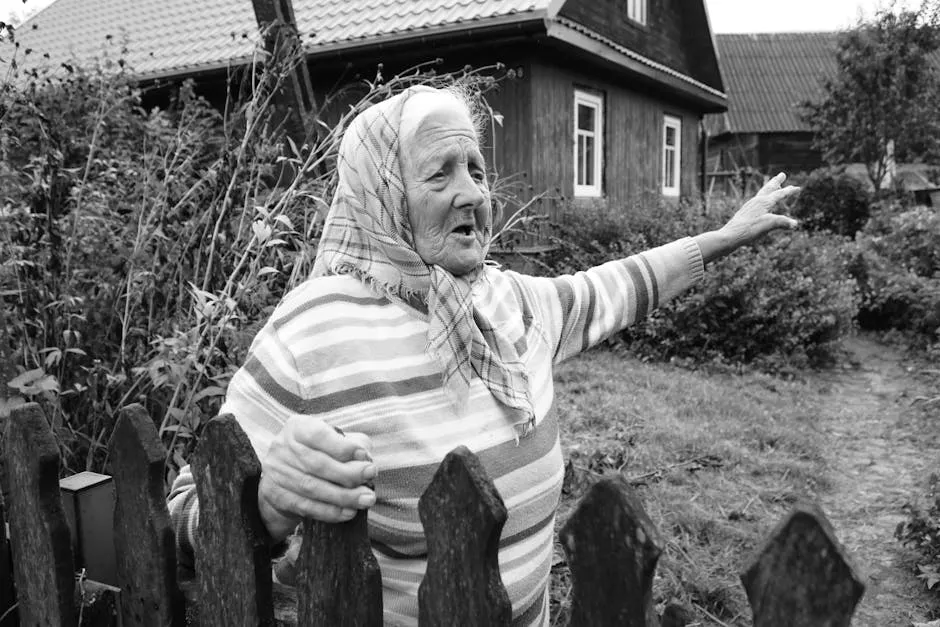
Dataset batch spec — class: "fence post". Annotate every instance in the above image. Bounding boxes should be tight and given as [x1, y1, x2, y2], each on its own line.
[740, 502, 864, 626]
[109, 404, 185, 626]
[2, 402, 77, 626]
[417, 446, 512, 627]
[559, 477, 663, 627]
[297, 502, 382, 625]
[191, 414, 274, 627]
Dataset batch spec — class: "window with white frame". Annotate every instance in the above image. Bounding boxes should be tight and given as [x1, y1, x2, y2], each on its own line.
[627, 0, 647, 25]
[574, 90, 603, 197]
[662, 115, 681, 196]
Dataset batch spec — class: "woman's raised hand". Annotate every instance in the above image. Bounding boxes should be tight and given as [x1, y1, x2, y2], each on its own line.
[721, 172, 801, 249]
[695, 172, 801, 265]
[258, 416, 376, 542]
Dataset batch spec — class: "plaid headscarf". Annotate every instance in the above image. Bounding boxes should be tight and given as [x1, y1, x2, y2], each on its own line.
[312, 87, 535, 431]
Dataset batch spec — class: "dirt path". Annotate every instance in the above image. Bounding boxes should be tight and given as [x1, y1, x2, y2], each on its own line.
[815, 334, 938, 626]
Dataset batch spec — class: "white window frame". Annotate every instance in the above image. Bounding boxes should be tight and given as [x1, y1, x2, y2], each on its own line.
[573, 90, 603, 198]
[627, 0, 647, 25]
[662, 114, 681, 197]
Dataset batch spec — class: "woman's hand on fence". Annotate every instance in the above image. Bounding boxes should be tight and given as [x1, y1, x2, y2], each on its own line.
[257, 416, 376, 542]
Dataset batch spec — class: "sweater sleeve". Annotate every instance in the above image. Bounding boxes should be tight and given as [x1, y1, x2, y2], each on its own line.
[511, 236, 704, 363]
[166, 318, 306, 565]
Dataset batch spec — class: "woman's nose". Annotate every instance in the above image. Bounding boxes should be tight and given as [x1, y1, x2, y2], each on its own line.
[453, 168, 486, 209]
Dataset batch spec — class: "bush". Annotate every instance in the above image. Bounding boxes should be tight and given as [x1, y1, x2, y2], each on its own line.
[624, 232, 860, 370]
[791, 169, 873, 236]
[536, 197, 860, 370]
[849, 203, 940, 337]
[896, 473, 940, 598]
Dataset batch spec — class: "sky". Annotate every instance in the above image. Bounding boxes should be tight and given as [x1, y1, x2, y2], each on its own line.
[0, 0, 929, 32]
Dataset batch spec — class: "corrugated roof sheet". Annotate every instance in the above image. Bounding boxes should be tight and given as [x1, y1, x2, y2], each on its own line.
[7, 0, 548, 79]
[706, 32, 839, 136]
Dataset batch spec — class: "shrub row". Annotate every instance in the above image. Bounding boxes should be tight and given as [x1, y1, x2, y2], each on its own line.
[536, 198, 861, 371]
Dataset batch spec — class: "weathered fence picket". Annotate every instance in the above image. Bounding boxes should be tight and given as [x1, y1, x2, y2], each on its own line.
[109, 404, 185, 627]
[0, 490, 15, 620]
[741, 503, 865, 626]
[418, 446, 512, 626]
[191, 414, 275, 627]
[3, 402, 77, 626]
[559, 477, 663, 627]
[0, 401, 867, 626]
[298, 498, 382, 625]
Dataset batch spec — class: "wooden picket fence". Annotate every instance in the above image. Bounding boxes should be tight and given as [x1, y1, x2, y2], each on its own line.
[0, 402, 867, 626]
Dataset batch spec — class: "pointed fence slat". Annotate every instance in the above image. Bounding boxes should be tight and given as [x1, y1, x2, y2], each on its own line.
[191, 414, 274, 627]
[0, 491, 16, 619]
[418, 446, 512, 627]
[109, 404, 185, 627]
[741, 503, 865, 627]
[297, 507, 382, 626]
[3, 403, 77, 626]
[559, 477, 663, 627]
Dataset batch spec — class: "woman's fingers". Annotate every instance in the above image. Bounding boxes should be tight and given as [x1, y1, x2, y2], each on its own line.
[292, 419, 371, 463]
[265, 458, 375, 510]
[756, 172, 787, 196]
[767, 184, 801, 205]
[260, 474, 368, 524]
[278, 420, 375, 488]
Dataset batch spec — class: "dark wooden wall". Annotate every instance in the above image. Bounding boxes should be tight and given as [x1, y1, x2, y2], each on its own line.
[557, 0, 721, 91]
[759, 132, 824, 176]
[522, 57, 702, 219]
[708, 132, 822, 176]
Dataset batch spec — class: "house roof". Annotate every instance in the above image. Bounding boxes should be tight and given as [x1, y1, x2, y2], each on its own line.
[7, 0, 725, 108]
[705, 32, 839, 136]
[707, 31, 940, 137]
[8, 0, 548, 80]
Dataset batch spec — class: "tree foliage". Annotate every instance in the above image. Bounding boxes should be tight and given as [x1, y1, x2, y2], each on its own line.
[802, 1, 940, 193]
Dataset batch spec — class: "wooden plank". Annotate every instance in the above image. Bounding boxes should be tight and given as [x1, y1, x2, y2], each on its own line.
[740, 503, 865, 627]
[296, 508, 382, 625]
[559, 477, 663, 627]
[3, 402, 77, 626]
[417, 446, 511, 627]
[191, 414, 274, 627]
[109, 404, 185, 627]
[249, 0, 315, 149]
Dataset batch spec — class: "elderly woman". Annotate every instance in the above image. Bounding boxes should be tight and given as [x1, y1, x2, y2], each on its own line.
[168, 85, 798, 625]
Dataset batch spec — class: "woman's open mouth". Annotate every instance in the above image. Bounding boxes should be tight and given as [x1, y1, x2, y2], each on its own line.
[452, 225, 475, 237]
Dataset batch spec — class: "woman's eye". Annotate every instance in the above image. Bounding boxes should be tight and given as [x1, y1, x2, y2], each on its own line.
[470, 168, 485, 182]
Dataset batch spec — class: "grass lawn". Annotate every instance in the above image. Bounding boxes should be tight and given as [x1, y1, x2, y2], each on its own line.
[548, 345, 834, 625]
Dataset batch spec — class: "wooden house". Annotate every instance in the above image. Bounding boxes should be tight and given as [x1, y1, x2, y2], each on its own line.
[10, 0, 726, 223]
[704, 31, 940, 199]
[703, 32, 837, 193]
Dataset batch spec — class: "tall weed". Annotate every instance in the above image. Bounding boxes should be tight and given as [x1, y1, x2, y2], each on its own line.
[0, 36, 503, 478]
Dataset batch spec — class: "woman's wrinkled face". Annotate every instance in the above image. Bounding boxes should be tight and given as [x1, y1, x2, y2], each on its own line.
[401, 102, 491, 276]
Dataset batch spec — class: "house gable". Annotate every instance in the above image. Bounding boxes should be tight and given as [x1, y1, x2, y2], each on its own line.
[555, 0, 723, 95]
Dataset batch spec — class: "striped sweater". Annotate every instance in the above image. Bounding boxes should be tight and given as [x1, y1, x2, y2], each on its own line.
[167, 237, 704, 625]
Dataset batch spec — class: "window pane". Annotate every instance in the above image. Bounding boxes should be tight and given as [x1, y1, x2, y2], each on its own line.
[665, 150, 675, 188]
[585, 136, 594, 185]
[665, 126, 676, 147]
[577, 104, 594, 132]
[577, 135, 585, 185]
